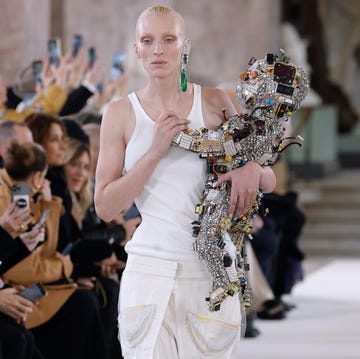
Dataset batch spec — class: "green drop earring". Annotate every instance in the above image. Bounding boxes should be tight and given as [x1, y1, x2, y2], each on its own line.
[181, 39, 191, 92]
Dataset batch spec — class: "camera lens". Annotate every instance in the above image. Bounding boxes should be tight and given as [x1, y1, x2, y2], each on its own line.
[16, 198, 27, 208]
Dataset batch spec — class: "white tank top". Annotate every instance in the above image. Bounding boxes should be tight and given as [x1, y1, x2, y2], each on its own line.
[124, 84, 206, 261]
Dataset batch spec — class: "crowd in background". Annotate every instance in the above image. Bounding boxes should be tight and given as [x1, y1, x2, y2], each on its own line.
[0, 35, 305, 358]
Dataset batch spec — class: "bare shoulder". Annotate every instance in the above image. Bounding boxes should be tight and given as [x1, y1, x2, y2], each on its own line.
[101, 96, 135, 144]
[96, 97, 133, 188]
[201, 87, 237, 129]
[102, 97, 132, 127]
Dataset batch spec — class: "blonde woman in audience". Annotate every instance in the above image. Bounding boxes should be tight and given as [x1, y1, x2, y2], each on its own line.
[63, 138, 122, 358]
[63, 138, 119, 279]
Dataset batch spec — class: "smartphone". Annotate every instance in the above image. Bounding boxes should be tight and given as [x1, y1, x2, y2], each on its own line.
[37, 208, 50, 228]
[110, 52, 126, 80]
[12, 183, 30, 209]
[72, 34, 83, 59]
[88, 47, 96, 67]
[61, 238, 81, 255]
[48, 38, 61, 67]
[32, 60, 43, 84]
[17, 282, 47, 302]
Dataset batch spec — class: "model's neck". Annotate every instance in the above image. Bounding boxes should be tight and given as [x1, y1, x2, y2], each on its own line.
[144, 76, 183, 104]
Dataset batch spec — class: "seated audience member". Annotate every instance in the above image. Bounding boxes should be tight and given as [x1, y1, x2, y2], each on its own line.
[0, 203, 45, 359]
[0, 141, 108, 359]
[63, 138, 122, 357]
[0, 202, 44, 273]
[23, 113, 70, 251]
[0, 121, 33, 160]
[63, 138, 118, 277]
[0, 288, 43, 359]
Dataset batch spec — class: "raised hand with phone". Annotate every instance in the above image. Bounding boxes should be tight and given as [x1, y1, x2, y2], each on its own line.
[95, 52, 129, 107]
[0, 201, 30, 234]
[19, 226, 45, 251]
[0, 141, 73, 284]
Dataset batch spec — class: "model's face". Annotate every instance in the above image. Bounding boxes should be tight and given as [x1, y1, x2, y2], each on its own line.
[135, 14, 185, 78]
[64, 150, 90, 193]
[42, 123, 67, 167]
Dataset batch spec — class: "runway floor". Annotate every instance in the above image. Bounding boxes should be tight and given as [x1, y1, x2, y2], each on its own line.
[238, 257, 360, 359]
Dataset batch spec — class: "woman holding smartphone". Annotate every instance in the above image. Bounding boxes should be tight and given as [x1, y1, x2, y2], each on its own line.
[0, 203, 45, 359]
[0, 141, 108, 359]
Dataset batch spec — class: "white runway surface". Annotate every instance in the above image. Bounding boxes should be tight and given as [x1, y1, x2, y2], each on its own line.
[238, 258, 360, 359]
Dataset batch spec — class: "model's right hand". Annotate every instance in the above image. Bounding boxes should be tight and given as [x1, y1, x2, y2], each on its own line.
[0, 287, 34, 322]
[150, 110, 190, 159]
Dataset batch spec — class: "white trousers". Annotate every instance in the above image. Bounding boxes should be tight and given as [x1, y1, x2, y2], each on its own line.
[118, 254, 242, 359]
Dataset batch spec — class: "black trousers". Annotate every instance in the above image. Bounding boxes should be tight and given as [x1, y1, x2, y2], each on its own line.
[95, 277, 122, 358]
[252, 192, 306, 296]
[0, 312, 44, 359]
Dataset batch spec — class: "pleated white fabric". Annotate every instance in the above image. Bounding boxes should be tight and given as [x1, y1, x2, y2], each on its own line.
[118, 254, 242, 359]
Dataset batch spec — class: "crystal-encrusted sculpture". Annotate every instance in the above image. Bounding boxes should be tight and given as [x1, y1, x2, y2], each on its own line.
[172, 50, 309, 311]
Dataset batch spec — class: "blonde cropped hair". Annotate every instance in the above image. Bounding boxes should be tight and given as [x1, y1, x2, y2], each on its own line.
[136, 5, 185, 36]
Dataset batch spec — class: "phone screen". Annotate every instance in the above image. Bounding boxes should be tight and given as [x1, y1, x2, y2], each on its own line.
[18, 283, 47, 302]
[110, 52, 126, 80]
[88, 47, 96, 67]
[32, 60, 43, 84]
[72, 34, 83, 59]
[37, 208, 50, 228]
[48, 38, 61, 67]
[12, 183, 30, 209]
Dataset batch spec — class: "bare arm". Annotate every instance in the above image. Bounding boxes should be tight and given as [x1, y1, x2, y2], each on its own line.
[260, 166, 277, 193]
[94, 99, 190, 222]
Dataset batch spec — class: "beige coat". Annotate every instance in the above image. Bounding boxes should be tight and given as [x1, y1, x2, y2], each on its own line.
[0, 169, 76, 328]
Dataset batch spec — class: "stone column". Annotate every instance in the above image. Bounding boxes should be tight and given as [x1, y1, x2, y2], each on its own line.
[0, 0, 50, 86]
[0, 0, 26, 85]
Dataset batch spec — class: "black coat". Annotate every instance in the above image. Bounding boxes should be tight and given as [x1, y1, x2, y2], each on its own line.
[46, 166, 112, 279]
[59, 85, 93, 116]
[0, 227, 30, 275]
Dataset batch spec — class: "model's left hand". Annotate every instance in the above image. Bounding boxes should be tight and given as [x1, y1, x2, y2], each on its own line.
[215, 161, 262, 219]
